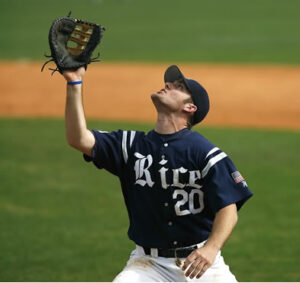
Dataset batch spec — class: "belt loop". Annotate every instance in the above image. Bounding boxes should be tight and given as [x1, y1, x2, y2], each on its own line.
[150, 248, 158, 258]
[136, 245, 145, 255]
[175, 248, 179, 258]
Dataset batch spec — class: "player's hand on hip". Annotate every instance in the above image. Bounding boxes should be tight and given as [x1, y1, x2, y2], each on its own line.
[181, 245, 219, 279]
[63, 67, 86, 82]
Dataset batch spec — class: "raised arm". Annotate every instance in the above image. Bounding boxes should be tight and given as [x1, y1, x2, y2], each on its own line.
[63, 67, 95, 156]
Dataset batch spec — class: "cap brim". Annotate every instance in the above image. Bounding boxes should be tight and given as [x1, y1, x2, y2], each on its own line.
[164, 65, 184, 83]
[164, 65, 193, 94]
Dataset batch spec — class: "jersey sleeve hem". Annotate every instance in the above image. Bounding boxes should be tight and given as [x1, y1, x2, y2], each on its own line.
[213, 192, 253, 213]
[82, 130, 104, 169]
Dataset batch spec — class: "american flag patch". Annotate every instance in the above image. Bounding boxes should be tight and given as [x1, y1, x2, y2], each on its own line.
[231, 171, 245, 183]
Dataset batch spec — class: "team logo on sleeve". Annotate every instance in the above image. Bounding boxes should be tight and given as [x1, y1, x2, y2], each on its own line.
[231, 171, 248, 187]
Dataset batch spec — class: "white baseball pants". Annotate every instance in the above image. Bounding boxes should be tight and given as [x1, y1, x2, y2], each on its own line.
[113, 243, 237, 282]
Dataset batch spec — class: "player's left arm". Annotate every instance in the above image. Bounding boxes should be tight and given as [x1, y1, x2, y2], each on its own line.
[182, 203, 238, 279]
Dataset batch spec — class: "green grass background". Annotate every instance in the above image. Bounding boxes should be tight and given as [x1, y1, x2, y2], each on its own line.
[0, 119, 299, 281]
[1, 0, 300, 63]
[1, 0, 300, 281]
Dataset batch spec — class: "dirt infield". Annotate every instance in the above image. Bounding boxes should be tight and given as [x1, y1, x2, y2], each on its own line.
[1, 62, 299, 130]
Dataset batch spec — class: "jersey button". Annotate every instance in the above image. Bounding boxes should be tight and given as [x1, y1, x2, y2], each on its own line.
[168, 221, 172, 226]
[173, 241, 178, 245]
[164, 202, 169, 207]
[164, 143, 168, 147]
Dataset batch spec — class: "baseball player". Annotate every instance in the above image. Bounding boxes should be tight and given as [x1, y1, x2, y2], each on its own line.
[62, 64, 253, 282]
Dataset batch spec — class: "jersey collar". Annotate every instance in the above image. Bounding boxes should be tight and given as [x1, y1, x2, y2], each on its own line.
[148, 127, 190, 142]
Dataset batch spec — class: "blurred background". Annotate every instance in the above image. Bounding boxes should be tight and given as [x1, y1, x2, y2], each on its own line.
[0, 0, 299, 281]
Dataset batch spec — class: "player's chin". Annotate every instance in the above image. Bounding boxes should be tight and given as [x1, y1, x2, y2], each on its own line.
[151, 92, 161, 101]
[151, 93, 164, 108]
[151, 91, 166, 99]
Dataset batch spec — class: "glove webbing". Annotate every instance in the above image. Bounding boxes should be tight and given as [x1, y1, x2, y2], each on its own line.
[68, 21, 95, 55]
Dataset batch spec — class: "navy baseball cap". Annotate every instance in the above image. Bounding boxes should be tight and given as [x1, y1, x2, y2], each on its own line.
[164, 65, 210, 125]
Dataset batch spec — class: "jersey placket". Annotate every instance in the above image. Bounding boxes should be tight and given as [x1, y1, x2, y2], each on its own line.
[159, 138, 179, 247]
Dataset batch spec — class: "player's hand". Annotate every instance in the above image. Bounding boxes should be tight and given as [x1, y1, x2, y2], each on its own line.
[181, 245, 219, 279]
[63, 67, 86, 82]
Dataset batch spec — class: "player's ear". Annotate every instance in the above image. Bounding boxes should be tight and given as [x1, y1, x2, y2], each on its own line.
[183, 103, 197, 114]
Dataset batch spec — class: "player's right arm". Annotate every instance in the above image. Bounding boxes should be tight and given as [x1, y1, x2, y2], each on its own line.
[63, 67, 95, 157]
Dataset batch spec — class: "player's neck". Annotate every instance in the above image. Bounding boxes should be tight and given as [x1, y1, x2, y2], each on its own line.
[154, 113, 188, 134]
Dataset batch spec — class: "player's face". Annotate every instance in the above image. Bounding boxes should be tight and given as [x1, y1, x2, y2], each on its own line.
[151, 80, 192, 113]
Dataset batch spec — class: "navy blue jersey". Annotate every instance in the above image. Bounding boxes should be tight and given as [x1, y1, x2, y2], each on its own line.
[84, 128, 253, 249]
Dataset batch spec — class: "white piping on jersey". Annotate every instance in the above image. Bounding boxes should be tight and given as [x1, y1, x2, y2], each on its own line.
[202, 152, 227, 178]
[205, 147, 220, 159]
[130, 131, 136, 147]
[122, 131, 128, 163]
[122, 131, 136, 163]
